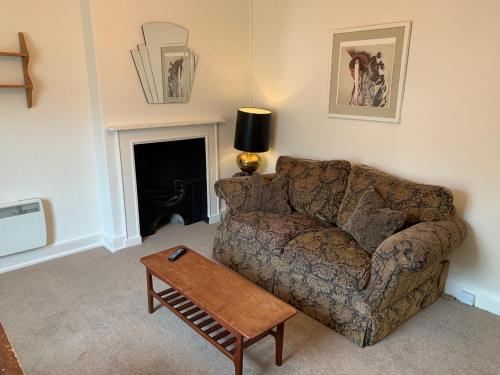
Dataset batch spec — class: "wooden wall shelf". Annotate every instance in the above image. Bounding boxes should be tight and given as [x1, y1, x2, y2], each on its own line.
[0, 84, 29, 88]
[0, 33, 33, 108]
[0, 52, 27, 57]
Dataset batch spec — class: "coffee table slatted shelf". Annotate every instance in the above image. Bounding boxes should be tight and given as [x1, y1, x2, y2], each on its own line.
[151, 286, 279, 360]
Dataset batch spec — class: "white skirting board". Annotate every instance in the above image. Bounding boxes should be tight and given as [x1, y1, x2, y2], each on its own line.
[208, 213, 222, 224]
[0, 232, 129, 272]
[103, 214, 222, 253]
[124, 236, 142, 249]
[103, 235, 141, 252]
[102, 234, 125, 253]
[445, 278, 500, 316]
[0, 233, 103, 274]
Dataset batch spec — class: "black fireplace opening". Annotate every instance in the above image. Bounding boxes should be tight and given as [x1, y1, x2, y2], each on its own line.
[134, 138, 208, 237]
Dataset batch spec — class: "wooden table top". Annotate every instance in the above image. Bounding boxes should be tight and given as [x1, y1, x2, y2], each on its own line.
[141, 246, 296, 339]
[0, 323, 24, 375]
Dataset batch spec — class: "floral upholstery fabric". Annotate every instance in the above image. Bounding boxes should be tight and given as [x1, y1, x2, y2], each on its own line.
[271, 254, 442, 346]
[214, 175, 253, 218]
[361, 217, 466, 312]
[337, 164, 454, 226]
[214, 173, 276, 218]
[242, 173, 291, 215]
[342, 187, 406, 254]
[224, 211, 330, 255]
[213, 219, 277, 291]
[371, 217, 467, 274]
[283, 228, 371, 290]
[276, 156, 351, 224]
[366, 272, 442, 345]
[213, 163, 467, 346]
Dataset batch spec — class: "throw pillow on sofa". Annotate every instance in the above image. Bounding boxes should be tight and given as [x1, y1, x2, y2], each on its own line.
[342, 187, 406, 254]
[241, 173, 292, 215]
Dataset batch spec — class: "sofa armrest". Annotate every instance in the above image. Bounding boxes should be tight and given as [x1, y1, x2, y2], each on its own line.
[372, 217, 467, 273]
[360, 217, 466, 312]
[215, 173, 276, 217]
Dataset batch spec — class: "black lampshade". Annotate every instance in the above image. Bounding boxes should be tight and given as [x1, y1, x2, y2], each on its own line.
[234, 108, 271, 153]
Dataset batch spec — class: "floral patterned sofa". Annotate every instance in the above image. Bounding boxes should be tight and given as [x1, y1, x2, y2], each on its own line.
[213, 156, 466, 346]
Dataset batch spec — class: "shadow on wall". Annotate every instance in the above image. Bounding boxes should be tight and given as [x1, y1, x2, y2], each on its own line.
[0, 89, 20, 104]
[449, 189, 479, 272]
[26, 33, 39, 107]
[258, 153, 272, 174]
[41, 199, 55, 245]
[268, 110, 278, 149]
[257, 110, 279, 173]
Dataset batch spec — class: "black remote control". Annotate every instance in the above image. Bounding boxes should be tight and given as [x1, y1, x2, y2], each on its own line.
[168, 247, 187, 261]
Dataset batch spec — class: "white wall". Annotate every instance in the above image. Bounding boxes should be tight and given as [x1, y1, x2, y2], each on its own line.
[0, 0, 102, 271]
[84, 0, 250, 245]
[1, 0, 250, 269]
[251, 0, 500, 313]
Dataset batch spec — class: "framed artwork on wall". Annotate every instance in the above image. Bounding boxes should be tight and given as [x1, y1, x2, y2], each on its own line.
[328, 21, 412, 123]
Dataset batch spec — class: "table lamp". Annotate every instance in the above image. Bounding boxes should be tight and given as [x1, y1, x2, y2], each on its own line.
[234, 107, 271, 174]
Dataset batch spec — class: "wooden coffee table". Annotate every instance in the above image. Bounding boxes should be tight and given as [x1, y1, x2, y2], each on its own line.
[140, 246, 296, 375]
[1, 323, 24, 375]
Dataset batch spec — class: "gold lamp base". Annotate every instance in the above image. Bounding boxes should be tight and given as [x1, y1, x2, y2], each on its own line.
[236, 152, 260, 174]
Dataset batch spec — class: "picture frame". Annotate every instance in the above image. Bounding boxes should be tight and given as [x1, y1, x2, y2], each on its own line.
[327, 21, 412, 123]
[161, 46, 192, 103]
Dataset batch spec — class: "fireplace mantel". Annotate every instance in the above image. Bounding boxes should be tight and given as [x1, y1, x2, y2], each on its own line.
[105, 118, 225, 132]
[109, 118, 223, 249]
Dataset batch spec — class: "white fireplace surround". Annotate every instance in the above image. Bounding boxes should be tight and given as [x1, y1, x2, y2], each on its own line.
[107, 118, 225, 247]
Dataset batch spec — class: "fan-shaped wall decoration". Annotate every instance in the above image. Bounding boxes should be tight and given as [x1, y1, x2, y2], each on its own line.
[131, 22, 198, 104]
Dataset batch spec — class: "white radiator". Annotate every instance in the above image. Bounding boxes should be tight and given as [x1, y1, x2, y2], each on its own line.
[0, 199, 47, 257]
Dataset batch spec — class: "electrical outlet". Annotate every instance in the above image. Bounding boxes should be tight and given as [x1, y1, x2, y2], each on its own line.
[457, 290, 475, 306]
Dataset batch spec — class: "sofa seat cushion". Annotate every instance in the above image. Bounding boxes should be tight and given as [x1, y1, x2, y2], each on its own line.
[283, 228, 371, 291]
[225, 211, 331, 255]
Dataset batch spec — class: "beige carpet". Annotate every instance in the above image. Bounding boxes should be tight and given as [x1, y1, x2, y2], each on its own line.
[1, 222, 499, 375]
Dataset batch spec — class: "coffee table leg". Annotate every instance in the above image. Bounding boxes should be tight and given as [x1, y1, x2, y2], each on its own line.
[275, 322, 284, 366]
[146, 269, 154, 314]
[234, 333, 244, 375]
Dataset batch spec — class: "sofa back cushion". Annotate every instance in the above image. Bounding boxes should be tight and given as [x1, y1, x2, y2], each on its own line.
[337, 164, 454, 227]
[242, 173, 292, 215]
[276, 156, 351, 223]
